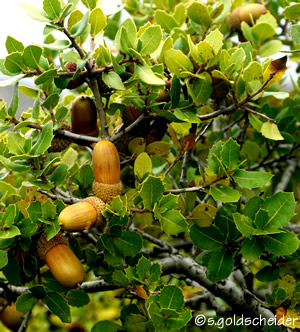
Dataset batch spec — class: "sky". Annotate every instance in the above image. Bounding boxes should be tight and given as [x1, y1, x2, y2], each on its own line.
[0, 0, 121, 58]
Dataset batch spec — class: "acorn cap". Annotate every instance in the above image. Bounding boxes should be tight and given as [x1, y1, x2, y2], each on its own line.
[92, 180, 123, 202]
[48, 123, 72, 153]
[37, 232, 69, 261]
[92, 139, 121, 184]
[71, 96, 99, 135]
[83, 196, 106, 225]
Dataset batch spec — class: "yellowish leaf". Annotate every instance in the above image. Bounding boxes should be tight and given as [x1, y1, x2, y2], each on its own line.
[263, 56, 287, 87]
[260, 122, 284, 141]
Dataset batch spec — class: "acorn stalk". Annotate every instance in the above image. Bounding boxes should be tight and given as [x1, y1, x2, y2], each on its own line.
[59, 196, 106, 232]
[37, 233, 85, 288]
[92, 139, 123, 202]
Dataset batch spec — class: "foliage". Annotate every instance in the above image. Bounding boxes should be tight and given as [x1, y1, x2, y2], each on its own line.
[0, 0, 299, 331]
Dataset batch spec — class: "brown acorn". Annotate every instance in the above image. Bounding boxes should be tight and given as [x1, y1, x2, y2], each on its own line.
[71, 96, 99, 145]
[0, 300, 23, 331]
[59, 196, 106, 232]
[228, 4, 267, 29]
[92, 139, 123, 202]
[37, 232, 85, 288]
[48, 123, 72, 153]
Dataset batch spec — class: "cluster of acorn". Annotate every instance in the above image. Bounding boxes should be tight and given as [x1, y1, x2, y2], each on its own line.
[37, 139, 122, 289]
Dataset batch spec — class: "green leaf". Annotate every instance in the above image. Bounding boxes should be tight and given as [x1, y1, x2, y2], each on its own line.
[19, 218, 39, 238]
[26, 201, 42, 221]
[31, 122, 53, 155]
[140, 175, 164, 210]
[114, 231, 142, 257]
[43, 93, 59, 110]
[205, 29, 223, 54]
[282, 4, 300, 21]
[154, 10, 179, 33]
[7, 83, 19, 118]
[139, 25, 162, 56]
[241, 238, 264, 260]
[149, 263, 162, 282]
[255, 266, 279, 282]
[89, 8, 107, 37]
[43, 0, 62, 20]
[2, 205, 16, 228]
[210, 184, 241, 203]
[0, 225, 21, 239]
[243, 196, 264, 219]
[160, 285, 184, 310]
[261, 233, 299, 256]
[35, 68, 57, 85]
[0, 74, 27, 87]
[66, 290, 90, 307]
[0, 250, 8, 269]
[44, 292, 71, 323]
[102, 71, 125, 90]
[187, 2, 211, 27]
[112, 270, 128, 287]
[136, 64, 165, 85]
[134, 152, 152, 180]
[232, 212, 255, 238]
[159, 210, 188, 236]
[6, 36, 25, 54]
[260, 122, 284, 141]
[146, 141, 171, 156]
[190, 224, 224, 250]
[16, 293, 37, 314]
[164, 49, 193, 78]
[207, 248, 234, 282]
[252, 22, 276, 43]
[42, 40, 71, 51]
[19, 85, 40, 99]
[259, 40, 282, 57]
[0, 155, 31, 172]
[259, 192, 296, 228]
[291, 24, 300, 44]
[233, 169, 273, 189]
[81, 0, 97, 10]
[20, 3, 52, 22]
[186, 73, 212, 105]
[70, 11, 89, 37]
[221, 138, 240, 171]
[173, 108, 200, 124]
[136, 256, 151, 280]
[207, 141, 223, 175]
[92, 321, 121, 332]
[166, 309, 192, 329]
[41, 199, 57, 220]
[23, 45, 43, 71]
[115, 18, 137, 51]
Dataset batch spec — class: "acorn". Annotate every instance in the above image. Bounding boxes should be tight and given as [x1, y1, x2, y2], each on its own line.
[228, 4, 267, 29]
[92, 139, 123, 202]
[48, 123, 72, 153]
[37, 232, 85, 288]
[114, 133, 136, 154]
[0, 300, 23, 331]
[59, 196, 106, 232]
[71, 96, 99, 145]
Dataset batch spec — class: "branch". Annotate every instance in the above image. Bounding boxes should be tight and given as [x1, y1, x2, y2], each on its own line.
[79, 280, 119, 293]
[131, 227, 178, 254]
[242, 106, 276, 123]
[37, 188, 81, 204]
[159, 254, 274, 319]
[164, 185, 205, 194]
[57, 129, 100, 143]
[17, 310, 32, 332]
[274, 159, 297, 193]
[110, 113, 147, 142]
[197, 73, 276, 121]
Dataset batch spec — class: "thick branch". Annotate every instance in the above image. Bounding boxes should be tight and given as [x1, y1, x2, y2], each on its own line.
[159, 254, 274, 319]
[274, 159, 297, 193]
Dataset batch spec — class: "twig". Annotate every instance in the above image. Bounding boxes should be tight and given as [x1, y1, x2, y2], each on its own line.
[79, 280, 119, 293]
[197, 73, 276, 121]
[274, 159, 297, 193]
[17, 310, 32, 332]
[110, 113, 147, 142]
[164, 153, 184, 175]
[167, 173, 185, 204]
[37, 188, 81, 204]
[164, 186, 205, 194]
[195, 120, 213, 144]
[57, 129, 100, 143]
[88, 77, 109, 138]
[131, 227, 178, 254]
[180, 150, 192, 188]
[242, 106, 276, 123]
